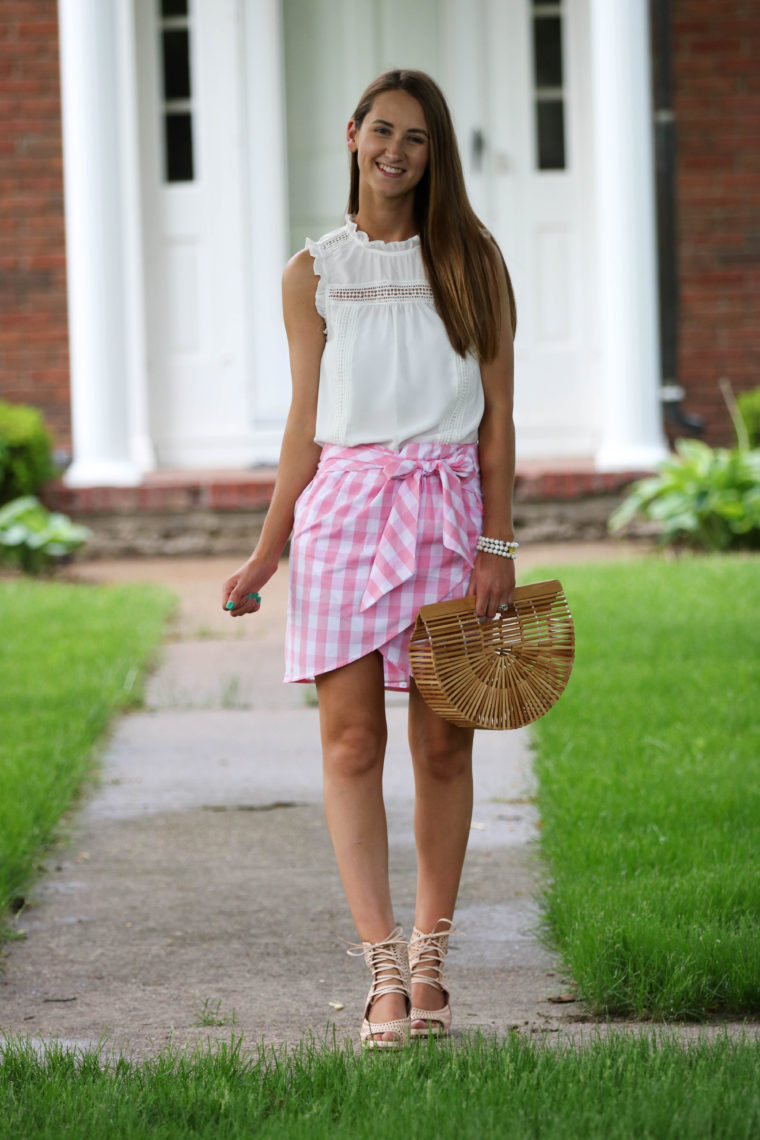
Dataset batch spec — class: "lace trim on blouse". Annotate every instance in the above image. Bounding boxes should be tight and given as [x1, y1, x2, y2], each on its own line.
[316, 227, 354, 255]
[328, 282, 434, 305]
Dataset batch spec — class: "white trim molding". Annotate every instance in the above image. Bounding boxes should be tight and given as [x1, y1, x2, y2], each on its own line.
[590, 0, 669, 472]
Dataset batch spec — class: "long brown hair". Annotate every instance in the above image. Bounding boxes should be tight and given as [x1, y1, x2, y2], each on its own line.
[347, 69, 516, 361]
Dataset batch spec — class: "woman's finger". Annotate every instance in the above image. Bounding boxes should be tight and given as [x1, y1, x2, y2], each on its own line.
[225, 590, 262, 616]
[230, 600, 262, 618]
[221, 577, 238, 609]
[474, 586, 491, 619]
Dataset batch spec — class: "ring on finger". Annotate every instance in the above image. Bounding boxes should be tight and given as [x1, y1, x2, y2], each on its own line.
[497, 602, 510, 613]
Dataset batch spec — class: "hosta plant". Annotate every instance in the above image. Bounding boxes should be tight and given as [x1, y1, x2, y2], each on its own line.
[0, 496, 91, 573]
[737, 385, 760, 449]
[609, 438, 760, 552]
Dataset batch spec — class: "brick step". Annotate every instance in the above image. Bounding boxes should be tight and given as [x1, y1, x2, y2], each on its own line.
[42, 464, 654, 558]
[45, 463, 649, 512]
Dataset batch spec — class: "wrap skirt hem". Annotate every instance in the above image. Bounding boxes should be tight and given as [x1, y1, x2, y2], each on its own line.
[284, 573, 473, 693]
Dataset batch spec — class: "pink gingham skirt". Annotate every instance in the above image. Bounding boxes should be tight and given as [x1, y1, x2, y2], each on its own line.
[284, 442, 483, 691]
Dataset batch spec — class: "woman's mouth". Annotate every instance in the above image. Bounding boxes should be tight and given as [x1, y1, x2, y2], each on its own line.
[376, 162, 404, 178]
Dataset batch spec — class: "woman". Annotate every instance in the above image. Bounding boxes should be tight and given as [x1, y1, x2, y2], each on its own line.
[222, 69, 517, 1049]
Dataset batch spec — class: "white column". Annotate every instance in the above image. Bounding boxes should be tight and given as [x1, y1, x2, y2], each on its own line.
[590, 0, 668, 471]
[58, 0, 146, 486]
[242, 0, 291, 461]
[117, 0, 155, 474]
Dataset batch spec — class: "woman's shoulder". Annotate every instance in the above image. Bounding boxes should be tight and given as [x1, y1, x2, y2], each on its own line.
[283, 246, 317, 281]
[282, 247, 320, 304]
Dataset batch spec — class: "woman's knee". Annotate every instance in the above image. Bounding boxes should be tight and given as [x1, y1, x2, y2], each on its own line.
[323, 720, 388, 780]
[413, 738, 473, 784]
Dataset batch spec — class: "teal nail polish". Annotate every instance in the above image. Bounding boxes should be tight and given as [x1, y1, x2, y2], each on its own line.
[225, 600, 235, 611]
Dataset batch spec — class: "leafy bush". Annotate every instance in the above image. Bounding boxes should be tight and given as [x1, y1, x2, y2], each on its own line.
[0, 400, 54, 504]
[0, 496, 91, 573]
[609, 438, 760, 551]
[737, 386, 760, 449]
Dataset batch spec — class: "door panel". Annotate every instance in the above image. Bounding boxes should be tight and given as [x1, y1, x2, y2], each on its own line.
[483, 0, 596, 457]
[136, 0, 253, 467]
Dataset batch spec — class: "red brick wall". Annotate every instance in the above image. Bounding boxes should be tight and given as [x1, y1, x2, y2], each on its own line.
[0, 1, 70, 453]
[672, 0, 760, 445]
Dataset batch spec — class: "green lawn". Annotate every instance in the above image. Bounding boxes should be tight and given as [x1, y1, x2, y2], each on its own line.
[0, 578, 174, 922]
[1, 1032, 759, 1139]
[526, 555, 760, 1019]
[2, 558, 760, 1132]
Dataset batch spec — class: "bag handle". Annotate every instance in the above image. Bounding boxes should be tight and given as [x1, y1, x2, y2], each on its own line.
[416, 579, 563, 623]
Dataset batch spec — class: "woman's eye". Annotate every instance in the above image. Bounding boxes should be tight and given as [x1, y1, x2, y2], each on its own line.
[375, 127, 390, 135]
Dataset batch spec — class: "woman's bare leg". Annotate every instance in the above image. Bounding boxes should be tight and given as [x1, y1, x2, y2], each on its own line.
[316, 651, 404, 1037]
[408, 678, 474, 1021]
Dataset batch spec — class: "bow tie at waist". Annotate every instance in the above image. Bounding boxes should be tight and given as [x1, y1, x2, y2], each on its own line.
[317, 443, 480, 612]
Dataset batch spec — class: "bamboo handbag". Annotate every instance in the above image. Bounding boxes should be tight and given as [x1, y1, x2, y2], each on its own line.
[409, 579, 574, 730]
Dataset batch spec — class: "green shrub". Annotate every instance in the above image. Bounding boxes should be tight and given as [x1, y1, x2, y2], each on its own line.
[737, 386, 760, 449]
[0, 400, 54, 504]
[609, 438, 760, 551]
[0, 496, 91, 573]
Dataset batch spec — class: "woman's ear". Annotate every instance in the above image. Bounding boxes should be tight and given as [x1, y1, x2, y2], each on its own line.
[347, 119, 358, 151]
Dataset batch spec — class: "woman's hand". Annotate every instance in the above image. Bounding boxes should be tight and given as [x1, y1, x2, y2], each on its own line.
[222, 555, 279, 617]
[466, 552, 516, 620]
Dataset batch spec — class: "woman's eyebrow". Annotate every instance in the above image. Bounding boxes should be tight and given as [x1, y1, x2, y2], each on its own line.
[371, 117, 429, 137]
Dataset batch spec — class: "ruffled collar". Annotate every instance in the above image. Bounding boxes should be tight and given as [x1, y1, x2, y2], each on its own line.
[345, 214, 420, 251]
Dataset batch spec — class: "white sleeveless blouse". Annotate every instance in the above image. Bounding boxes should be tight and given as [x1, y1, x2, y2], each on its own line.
[307, 216, 484, 452]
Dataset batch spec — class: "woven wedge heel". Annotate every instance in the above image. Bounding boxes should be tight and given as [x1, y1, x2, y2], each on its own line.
[347, 925, 411, 1050]
[408, 919, 455, 1039]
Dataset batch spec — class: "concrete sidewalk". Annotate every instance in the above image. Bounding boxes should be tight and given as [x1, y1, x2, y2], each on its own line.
[1, 541, 703, 1056]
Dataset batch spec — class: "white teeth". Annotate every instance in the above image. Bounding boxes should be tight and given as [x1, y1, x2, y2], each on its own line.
[378, 163, 403, 175]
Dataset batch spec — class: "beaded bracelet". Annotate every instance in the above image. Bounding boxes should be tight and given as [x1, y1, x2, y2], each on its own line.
[476, 536, 520, 559]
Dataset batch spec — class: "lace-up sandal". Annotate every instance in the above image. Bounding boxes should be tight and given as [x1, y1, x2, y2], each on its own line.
[408, 918, 455, 1039]
[347, 925, 411, 1050]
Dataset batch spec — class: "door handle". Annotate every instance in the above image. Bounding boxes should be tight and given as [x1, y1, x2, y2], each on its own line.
[471, 128, 485, 172]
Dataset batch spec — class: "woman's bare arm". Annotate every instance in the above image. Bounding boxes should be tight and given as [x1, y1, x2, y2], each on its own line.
[468, 254, 517, 619]
[222, 249, 325, 614]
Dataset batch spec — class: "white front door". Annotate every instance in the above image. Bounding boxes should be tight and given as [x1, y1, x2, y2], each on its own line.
[478, 0, 597, 459]
[283, 0, 596, 460]
[135, 0, 253, 467]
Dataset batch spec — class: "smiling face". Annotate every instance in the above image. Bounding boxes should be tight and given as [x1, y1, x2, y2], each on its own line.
[347, 89, 430, 201]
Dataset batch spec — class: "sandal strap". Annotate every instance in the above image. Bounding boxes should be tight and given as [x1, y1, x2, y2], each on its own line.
[346, 927, 407, 964]
[346, 925, 411, 1021]
[408, 919, 457, 994]
[345, 924, 407, 959]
